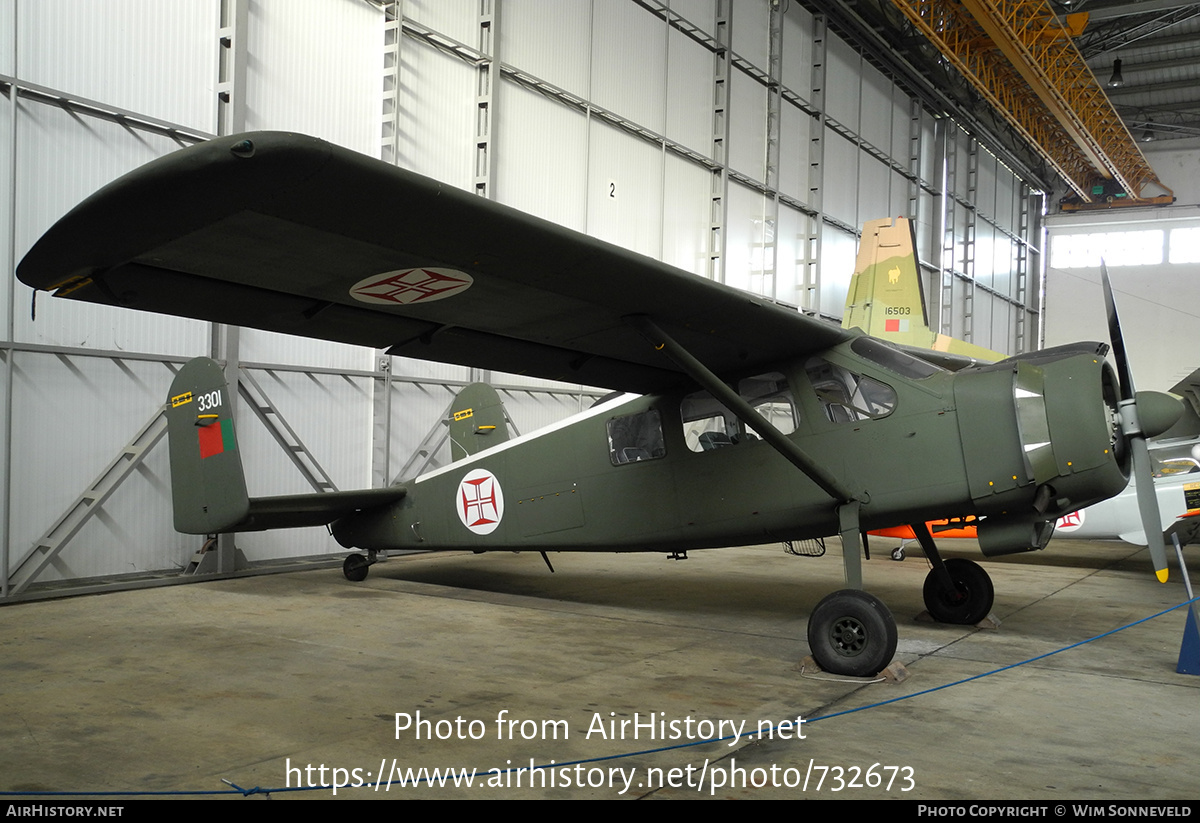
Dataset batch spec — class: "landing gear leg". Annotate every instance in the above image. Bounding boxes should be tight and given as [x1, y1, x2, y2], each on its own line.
[910, 522, 994, 624]
[838, 501, 863, 589]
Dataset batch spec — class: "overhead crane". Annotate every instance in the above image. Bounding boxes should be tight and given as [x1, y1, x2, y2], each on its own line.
[890, 0, 1174, 209]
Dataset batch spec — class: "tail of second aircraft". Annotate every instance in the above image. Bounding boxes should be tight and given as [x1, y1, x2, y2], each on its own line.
[845, 216, 1002, 363]
[844, 216, 932, 345]
[448, 382, 512, 461]
[166, 357, 250, 534]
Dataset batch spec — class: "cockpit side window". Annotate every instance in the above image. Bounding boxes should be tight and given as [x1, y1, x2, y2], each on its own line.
[681, 391, 737, 452]
[681, 372, 798, 452]
[738, 372, 797, 438]
[805, 357, 896, 423]
[607, 409, 666, 465]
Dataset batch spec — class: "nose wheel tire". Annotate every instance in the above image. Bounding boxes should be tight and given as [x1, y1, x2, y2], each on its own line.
[807, 589, 898, 677]
[922, 558, 994, 625]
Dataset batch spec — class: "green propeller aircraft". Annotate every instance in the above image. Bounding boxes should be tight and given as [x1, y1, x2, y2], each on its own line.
[16, 132, 1183, 677]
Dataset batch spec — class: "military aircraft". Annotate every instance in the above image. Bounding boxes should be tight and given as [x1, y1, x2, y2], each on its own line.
[846, 216, 1199, 555]
[16, 132, 1184, 677]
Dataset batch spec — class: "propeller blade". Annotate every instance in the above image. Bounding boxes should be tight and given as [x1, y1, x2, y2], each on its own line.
[1130, 438, 1170, 583]
[1101, 261, 1170, 583]
[1100, 261, 1135, 401]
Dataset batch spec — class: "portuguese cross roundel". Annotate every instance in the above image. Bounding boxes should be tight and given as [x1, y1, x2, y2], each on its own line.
[456, 468, 504, 535]
[350, 267, 473, 305]
[1055, 510, 1085, 532]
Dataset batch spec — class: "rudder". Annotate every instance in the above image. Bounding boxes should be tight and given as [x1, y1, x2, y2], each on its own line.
[166, 357, 250, 533]
[448, 383, 511, 462]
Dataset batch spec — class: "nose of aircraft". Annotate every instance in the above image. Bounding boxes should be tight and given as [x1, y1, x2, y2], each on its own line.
[1133, 390, 1184, 439]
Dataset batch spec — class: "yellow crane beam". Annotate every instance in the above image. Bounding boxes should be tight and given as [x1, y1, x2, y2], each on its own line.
[890, 0, 1172, 207]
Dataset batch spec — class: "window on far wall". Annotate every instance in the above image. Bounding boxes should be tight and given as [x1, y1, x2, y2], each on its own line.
[1050, 229, 1164, 269]
[1169, 227, 1200, 265]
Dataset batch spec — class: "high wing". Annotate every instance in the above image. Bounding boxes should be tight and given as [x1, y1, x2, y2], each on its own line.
[18, 132, 852, 394]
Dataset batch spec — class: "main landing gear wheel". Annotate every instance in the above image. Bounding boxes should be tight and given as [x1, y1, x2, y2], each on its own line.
[922, 558, 994, 625]
[343, 553, 370, 582]
[807, 589, 898, 677]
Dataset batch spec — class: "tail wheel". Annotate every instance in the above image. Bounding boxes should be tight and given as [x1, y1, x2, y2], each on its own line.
[922, 558, 994, 625]
[343, 553, 370, 582]
[807, 589, 897, 677]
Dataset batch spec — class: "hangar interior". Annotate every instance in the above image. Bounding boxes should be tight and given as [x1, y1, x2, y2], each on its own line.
[2, 0, 1199, 802]
[0, 0, 1198, 607]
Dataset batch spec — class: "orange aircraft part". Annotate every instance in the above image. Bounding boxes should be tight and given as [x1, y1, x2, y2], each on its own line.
[871, 517, 981, 540]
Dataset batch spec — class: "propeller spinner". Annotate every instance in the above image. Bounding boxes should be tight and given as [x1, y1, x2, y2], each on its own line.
[1100, 262, 1183, 583]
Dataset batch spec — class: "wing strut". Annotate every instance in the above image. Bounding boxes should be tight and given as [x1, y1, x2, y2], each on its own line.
[626, 315, 865, 587]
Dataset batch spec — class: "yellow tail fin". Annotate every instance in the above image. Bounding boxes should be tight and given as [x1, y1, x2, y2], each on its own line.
[844, 217, 1002, 361]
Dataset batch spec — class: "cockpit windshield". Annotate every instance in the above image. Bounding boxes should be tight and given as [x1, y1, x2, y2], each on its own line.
[850, 337, 945, 380]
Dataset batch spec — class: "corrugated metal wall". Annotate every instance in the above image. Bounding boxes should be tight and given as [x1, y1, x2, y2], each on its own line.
[1, 0, 1044, 598]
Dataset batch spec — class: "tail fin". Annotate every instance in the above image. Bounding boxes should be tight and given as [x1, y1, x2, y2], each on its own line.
[166, 357, 250, 533]
[844, 216, 1002, 362]
[843, 216, 932, 345]
[448, 382, 511, 462]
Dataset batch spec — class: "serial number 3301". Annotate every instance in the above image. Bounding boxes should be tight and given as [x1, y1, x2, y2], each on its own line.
[196, 390, 223, 411]
[805, 761, 915, 792]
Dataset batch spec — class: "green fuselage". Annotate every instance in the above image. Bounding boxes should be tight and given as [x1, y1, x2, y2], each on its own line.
[333, 343, 1129, 555]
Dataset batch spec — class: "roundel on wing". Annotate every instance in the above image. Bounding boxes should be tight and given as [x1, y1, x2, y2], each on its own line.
[456, 468, 504, 535]
[350, 267, 473, 305]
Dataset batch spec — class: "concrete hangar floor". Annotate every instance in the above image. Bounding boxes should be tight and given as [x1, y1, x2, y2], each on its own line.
[1, 538, 1196, 801]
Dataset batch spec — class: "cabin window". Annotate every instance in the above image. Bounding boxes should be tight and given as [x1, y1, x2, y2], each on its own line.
[681, 372, 797, 452]
[738, 372, 798, 438]
[607, 409, 666, 465]
[681, 392, 738, 452]
[805, 357, 896, 423]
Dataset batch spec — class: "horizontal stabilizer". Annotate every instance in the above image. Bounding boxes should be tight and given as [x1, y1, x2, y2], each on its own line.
[237, 487, 408, 532]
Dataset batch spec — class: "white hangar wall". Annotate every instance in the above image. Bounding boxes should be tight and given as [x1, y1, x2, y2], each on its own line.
[0, 0, 1043, 598]
[1044, 142, 1200, 394]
